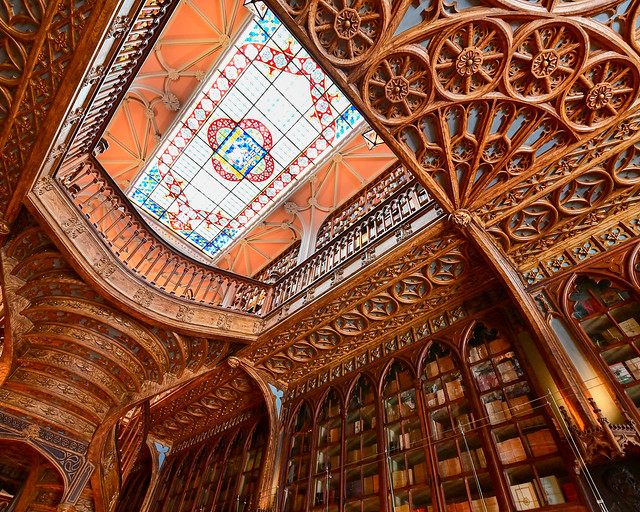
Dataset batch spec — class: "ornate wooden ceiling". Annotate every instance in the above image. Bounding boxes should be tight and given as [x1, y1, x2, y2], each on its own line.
[264, 0, 640, 276]
[4, 0, 640, 509]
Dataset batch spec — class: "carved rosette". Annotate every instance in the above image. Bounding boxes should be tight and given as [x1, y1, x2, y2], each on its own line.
[562, 54, 640, 130]
[363, 46, 432, 125]
[309, 0, 387, 66]
[507, 20, 587, 103]
[431, 19, 509, 99]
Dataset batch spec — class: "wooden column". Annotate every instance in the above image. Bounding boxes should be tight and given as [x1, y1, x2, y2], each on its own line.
[452, 210, 599, 430]
[228, 357, 285, 511]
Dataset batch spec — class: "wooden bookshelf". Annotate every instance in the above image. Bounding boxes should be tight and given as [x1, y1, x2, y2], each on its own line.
[423, 343, 497, 511]
[344, 377, 381, 512]
[237, 423, 268, 510]
[383, 361, 433, 512]
[312, 389, 341, 512]
[284, 403, 313, 512]
[468, 324, 577, 510]
[215, 430, 246, 511]
[570, 276, 640, 411]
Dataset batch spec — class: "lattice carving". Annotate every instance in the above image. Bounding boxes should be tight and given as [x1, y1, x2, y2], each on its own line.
[431, 19, 509, 100]
[363, 46, 432, 124]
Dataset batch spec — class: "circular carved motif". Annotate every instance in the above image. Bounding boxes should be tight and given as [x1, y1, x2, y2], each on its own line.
[362, 295, 398, 319]
[308, 328, 341, 349]
[334, 8, 360, 39]
[288, 342, 317, 362]
[333, 312, 368, 335]
[507, 21, 587, 103]
[286, 0, 309, 16]
[363, 46, 432, 125]
[555, 169, 612, 215]
[505, 202, 558, 241]
[391, 275, 431, 303]
[585, 82, 614, 110]
[456, 47, 483, 76]
[431, 20, 508, 99]
[309, 0, 387, 66]
[531, 50, 559, 78]
[384, 76, 410, 102]
[266, 356, 293, 373]
[561, 54, 639, 130]
[426, 251, 466, 284]
[611, 145, 640, 185]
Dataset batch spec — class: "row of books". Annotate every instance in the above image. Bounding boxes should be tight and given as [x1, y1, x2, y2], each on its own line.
[346, 444, 378, 463]
[496, 359, 521, 383]
[497, 437, 527, 465]
[447, 496, 499, 512]
[425, 380, 465, 406]
[345, 475, 380, 498]
[425, 357, 455, 376]
[386, 403, 415, 423]
[511, 475, 571, 510]
[469, 338, 511, 363]
[391, 468, 414, 488]
[485, 399, 513, 424]
[348, 417, 376, 435]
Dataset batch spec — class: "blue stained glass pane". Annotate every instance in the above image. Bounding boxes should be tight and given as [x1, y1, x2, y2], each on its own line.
[217, 125, 267, 178]
[148, 165, 162, 182]
[130, 188, 148, 204]
[188, 233, 208, 249]
[143, 199, 165, 217]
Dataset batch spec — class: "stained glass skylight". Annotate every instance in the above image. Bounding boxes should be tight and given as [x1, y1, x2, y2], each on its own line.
[128, 5, 362, 258]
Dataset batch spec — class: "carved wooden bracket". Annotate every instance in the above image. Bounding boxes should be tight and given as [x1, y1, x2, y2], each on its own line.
[560, 398, 640, 465]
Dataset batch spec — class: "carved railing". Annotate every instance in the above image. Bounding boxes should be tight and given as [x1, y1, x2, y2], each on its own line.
[58, 156, 437, 316]
[270, 181, 434, 308]
[254, 240, 301, 282]
[64, 0, 177, 163]
[316, 164, 413, 249]
[59, 157, 272, 314]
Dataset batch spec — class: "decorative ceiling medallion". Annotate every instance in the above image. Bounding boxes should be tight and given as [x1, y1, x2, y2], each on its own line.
[208, 118, 274, 182]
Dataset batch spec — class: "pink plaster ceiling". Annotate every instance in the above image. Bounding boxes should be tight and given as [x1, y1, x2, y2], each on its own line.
[98, 0, 250, 187]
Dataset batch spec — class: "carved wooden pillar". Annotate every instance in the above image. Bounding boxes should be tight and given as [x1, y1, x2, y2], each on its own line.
[452, 210, 600, 431]
[228, 357, 286, 510]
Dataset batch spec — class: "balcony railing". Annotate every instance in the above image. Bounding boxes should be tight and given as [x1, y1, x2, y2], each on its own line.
[59, 157, 272, 315]
[57, 156, 438, 318]
[270, 180, 434, 309]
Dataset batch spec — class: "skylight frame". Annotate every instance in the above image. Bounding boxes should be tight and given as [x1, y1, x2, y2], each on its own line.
[126, 4, 364, 262]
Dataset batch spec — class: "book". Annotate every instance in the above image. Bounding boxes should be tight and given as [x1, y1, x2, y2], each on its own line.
[485, 399, 511, 424]
[438, 457, 462, 477]
[497, 437, 526, 464]
[445, 379, 464, 400]
[510, 482, 541, 511]
[510, 394, 534, 416]
[599, 288, 622, 306]
[619, 317, 640, 336]
[540, 475, 565, 505]
[609, 362, 634, 384]
[581, 298, 599, 315]
[625, 357, 640, 379]
[526, 429, 557, 457]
